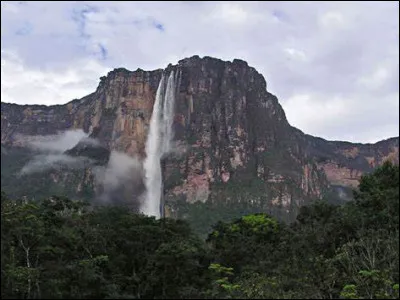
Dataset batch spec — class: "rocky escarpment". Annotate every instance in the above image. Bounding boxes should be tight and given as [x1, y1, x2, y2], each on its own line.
[295, 130, 399, 187]
[1, 56, 398, 230]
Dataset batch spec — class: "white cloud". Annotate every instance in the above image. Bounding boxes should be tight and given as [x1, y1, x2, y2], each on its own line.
[285, 91, 399, 143]
[0, 1, 398, 143]
[18, 129, 101, 175]
[358, 66, 390, 90]
[24, 129, 88, 153]
[319, 11, 345, 28]
[0, 1, 20, 13]
[94, 151, 143, 204]
[99, 151, 142, 190]
[284, 48, 307, 62]
[1, 50, 109, 105]
[19, 154, 91, 175]
[284, 93, 348, 135]
[211, 3, 249, 25]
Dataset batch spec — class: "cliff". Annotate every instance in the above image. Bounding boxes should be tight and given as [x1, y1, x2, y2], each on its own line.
[1, 55, 398, 230]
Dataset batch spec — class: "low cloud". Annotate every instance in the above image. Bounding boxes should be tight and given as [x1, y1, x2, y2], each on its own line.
[79, 136, 102, 147]
[19, 129, 99, 175]
[97, 151, 142, 191]
[25, 129, 88, 153]
[19, 153, 92, 175]
[16, 130, 144, 208]
[16, 129, 143, 206]
[94, 151, 144, 207]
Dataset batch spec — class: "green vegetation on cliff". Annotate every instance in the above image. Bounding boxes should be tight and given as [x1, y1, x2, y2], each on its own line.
[1, 162, 399, 299]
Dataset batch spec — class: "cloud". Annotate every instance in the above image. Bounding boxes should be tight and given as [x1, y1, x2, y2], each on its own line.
[14, 127, 141, 203]
[153, 21, 164, 32]
[79, 136, 102, 147]
[1, 50, 109, 106]
[211, 2, 250, 25]
[19, 153, 92, 175]
[319, 11, 345, 28]
[284, 91, 399, 143]
[284, 48, 307, 62]
[94, 151, 143, 205]
[1, 1, 398, 143]
[24, 129, 89, 153]
[99, 151, 141, 190]
[15, 21, 33, 36]
[18, 129, 101, 175]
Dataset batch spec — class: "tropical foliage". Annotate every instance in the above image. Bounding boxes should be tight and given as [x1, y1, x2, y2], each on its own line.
[1, 162, 398, 299]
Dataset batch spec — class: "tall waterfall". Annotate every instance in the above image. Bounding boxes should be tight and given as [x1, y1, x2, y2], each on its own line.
[141, 71, 177, 218]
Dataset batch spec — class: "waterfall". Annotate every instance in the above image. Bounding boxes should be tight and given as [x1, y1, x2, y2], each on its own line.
[141, 71, 176, 218]
[162, 72, 176, 155]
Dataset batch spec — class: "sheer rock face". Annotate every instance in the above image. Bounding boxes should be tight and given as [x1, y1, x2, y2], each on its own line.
[1, 56, 398, 221]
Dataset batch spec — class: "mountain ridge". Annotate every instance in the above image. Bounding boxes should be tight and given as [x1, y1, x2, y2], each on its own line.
[1, 55, 398, 229]
[2, 55, 396, 145]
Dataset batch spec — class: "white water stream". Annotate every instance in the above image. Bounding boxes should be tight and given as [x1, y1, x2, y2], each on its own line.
[141, 71, 177, 218]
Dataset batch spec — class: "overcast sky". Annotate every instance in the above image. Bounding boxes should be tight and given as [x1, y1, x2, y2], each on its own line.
[1, 1, 399, 143]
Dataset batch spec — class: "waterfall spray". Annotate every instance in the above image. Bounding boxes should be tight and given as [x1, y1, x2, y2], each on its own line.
[142, 71, 177, 218]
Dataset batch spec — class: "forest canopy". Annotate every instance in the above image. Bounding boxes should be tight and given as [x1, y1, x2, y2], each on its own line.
[1, 161, 399, 299]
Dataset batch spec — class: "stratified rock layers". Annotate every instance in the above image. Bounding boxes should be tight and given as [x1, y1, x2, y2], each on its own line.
[1, 56, 398, 224]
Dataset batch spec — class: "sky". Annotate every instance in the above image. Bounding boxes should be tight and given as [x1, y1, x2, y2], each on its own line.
[1, 1, 399, 143]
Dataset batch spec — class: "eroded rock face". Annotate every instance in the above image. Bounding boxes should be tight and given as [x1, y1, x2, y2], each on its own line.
[296, 131, 399, 188]
[1, 56, 398, 223]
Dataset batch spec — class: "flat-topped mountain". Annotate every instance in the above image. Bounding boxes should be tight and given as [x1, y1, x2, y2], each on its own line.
[1, 55, 398, 231]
